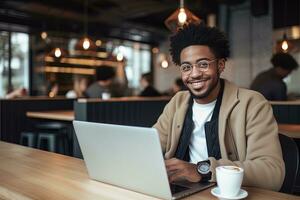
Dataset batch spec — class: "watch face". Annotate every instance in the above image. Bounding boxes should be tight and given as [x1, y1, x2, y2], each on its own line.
[198, 162, 210, 174]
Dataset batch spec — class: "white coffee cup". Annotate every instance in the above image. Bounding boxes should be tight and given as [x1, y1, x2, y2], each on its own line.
[216, 166, 244, 198]
[102, 92, 111, 100]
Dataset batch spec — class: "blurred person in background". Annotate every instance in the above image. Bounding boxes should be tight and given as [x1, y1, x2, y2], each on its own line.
[163, 77, 187, 96]
[5, 87, 28, 99]
[86, 66, 117, 99]
[170, 77, 187, 96]
[250, 52, 298, 101]
[139, 72, 161, 97]
[172, 77, 186, 94]
[66, 75, 88, 98]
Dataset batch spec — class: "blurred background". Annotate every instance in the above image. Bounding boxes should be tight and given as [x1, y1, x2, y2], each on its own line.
[0, 0, 299, 98]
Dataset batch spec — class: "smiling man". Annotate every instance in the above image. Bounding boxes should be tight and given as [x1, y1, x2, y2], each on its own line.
[153, 24, 285, 191]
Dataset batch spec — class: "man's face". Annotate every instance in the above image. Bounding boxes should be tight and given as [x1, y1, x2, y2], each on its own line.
[180, 45, 225, 104]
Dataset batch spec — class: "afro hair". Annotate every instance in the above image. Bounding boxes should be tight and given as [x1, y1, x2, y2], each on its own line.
[170, 23, 230, 66]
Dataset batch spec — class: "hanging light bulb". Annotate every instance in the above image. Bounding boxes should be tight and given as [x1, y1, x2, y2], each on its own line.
[83, 38, 90, 50]
[95, 39, 102, 46]
[75, 0, 96, 52]
[54, 48, 62, 58]
[164, 0, 201, 32]
[178, 8, 187, 25]
[161, 60, 169, 68]
[75, 37, 96, 51]
[41, 31, 48, 40]
[116, 52, 124, 61]
[280, 0, 290, 52]
[281, 33, 289, 51]
[281, 40, 288, 51]
[159, 53, 169, 68]
[49, 45, 67, 59]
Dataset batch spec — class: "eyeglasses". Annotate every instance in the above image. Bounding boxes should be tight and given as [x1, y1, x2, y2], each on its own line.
[179, 59, 218, 74]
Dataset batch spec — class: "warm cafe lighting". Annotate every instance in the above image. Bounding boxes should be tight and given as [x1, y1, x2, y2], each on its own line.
[75, 0, 95, 51]
[41, 31, 48, 40]
[116, 52, 124, 61]
[75, 37, 96, 51]
[95, 39, 102, 46]
[49, 47, 67, 59]
[161, 60, 169, 68]
[281, 33, 289, 51]
[281, 40, 289, 51]
[83, 38, 91, 50]
[178, 8, 187, 25]
[54, 48, 62, 58]
[164, 0, 201, 32]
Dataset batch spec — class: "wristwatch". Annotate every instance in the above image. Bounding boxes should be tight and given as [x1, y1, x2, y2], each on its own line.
[196, 160, 212, 182]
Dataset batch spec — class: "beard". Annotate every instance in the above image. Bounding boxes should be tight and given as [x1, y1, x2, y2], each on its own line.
[188, 77, 220, 100]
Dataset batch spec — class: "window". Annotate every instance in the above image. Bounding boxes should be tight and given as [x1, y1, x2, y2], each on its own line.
[113, 42, 151, 89]
[0, 31, 29, 97]
[0, 31, 9, 97]
[11, 33, 29, 90]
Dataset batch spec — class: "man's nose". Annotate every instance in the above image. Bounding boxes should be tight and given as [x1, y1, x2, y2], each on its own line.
[190, 65, 203, 77]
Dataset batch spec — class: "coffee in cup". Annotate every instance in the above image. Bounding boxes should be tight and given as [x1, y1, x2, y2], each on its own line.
[216, 166, 244, 198]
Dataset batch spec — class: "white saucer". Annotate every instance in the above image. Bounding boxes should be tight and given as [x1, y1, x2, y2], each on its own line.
[211, 187, 248, 200]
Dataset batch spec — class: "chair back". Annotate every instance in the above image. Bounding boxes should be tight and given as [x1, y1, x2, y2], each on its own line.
[279, 133, 299, 194]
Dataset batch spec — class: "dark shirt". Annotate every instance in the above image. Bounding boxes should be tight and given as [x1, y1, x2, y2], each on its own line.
[250, 68, 287, 101]
[139, 86, 161, 97]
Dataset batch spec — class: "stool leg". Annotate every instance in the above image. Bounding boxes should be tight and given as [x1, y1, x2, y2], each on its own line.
[20, 136, 27, 146]
[20, 132, 36, 148]
[27, 135, 36, 148]
[37, 136, 42, 149]
[48, 135, 56, 152]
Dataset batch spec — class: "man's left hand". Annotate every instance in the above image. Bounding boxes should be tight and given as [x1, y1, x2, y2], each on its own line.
[165, 158, 201, 183]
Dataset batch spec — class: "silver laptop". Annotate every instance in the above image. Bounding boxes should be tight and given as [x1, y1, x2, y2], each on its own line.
[73, 120, 214, 200]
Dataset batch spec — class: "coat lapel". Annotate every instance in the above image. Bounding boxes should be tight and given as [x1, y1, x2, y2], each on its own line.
[218, 80, 239, 158]
[172, 93, 190, 155]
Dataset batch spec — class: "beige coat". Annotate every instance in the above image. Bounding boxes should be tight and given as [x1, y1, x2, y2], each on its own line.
[153, 80, 285, 191]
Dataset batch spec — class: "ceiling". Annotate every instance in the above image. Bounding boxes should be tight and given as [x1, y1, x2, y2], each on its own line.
[0, 0, 246, 44]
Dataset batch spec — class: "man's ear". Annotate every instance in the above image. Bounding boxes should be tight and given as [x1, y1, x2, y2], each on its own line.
[218, 59, 226, 73]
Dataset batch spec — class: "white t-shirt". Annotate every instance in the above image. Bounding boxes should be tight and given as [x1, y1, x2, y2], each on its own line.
[66, 90, 77, 98]
[189, 99, 216, 164]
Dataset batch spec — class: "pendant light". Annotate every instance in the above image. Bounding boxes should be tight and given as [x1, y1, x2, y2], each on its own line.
[164, 0, 201, 32]
[280, 0, 290, 52]
[75, 0, 96, 51]
[49, 40, 67, 59]
[41, 31, 48, 40]
[48, 17, 68, 59]
[281, 33, 289, 52]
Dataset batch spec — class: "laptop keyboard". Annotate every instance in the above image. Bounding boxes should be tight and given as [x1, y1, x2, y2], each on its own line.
[170, 184, 189, 194]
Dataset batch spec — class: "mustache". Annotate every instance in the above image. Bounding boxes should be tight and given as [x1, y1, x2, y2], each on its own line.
[188, 77, 210, 82]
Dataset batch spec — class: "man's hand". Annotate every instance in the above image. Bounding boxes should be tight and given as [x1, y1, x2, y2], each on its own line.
[165, 158, 201, 183]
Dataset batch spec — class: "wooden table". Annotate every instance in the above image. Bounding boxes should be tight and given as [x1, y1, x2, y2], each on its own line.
[26, 110, 74, 121]
[0, 142, 298, 200]
[279, 124, 300, 139]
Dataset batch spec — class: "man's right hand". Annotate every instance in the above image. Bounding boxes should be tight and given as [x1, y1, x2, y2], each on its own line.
[165, 158, 202, 183]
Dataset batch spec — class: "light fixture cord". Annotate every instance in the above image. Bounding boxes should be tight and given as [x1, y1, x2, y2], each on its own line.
[84, 0, 88, 36]
[283, 0, 287, 34]
[180, 0, 184, 8]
